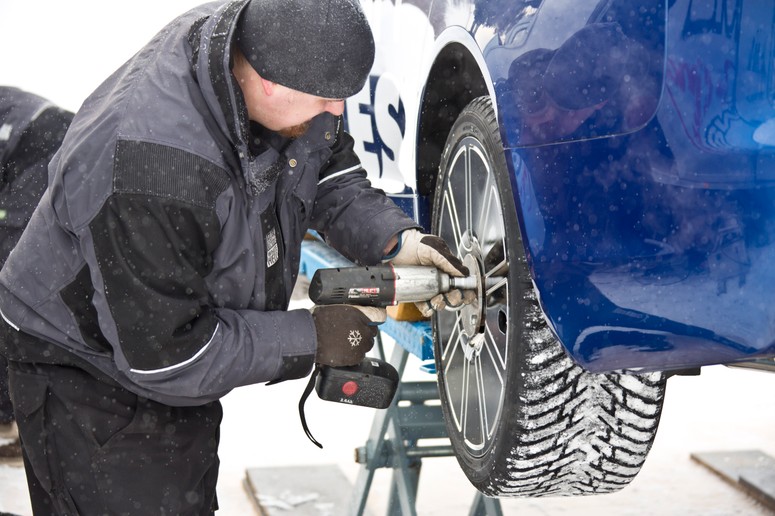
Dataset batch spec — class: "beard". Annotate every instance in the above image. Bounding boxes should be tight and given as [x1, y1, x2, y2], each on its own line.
[278, 120, 311, 139]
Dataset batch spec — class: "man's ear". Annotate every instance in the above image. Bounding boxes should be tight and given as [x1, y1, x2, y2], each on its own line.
[260, 77, 275, 96]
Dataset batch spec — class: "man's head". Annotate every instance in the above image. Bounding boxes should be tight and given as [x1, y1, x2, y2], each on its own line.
[232, 0, 374, 137]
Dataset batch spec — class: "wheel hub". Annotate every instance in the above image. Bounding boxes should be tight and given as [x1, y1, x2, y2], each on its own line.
[459, 232, 485, 360]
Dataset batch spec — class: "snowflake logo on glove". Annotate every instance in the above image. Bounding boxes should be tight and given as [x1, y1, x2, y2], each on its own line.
[348, 330, 362, 347]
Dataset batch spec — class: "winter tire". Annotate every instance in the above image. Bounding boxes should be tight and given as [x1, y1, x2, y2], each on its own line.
[431, 96, 667, 496]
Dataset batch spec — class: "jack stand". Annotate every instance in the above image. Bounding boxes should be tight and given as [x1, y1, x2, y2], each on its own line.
[348, 335, 502, 516]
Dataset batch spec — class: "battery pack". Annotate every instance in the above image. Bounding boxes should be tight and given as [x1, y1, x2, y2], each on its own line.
[315, 358, 399, 409]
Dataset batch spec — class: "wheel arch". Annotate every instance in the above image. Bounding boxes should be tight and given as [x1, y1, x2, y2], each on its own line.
[415, 29, 494, 203]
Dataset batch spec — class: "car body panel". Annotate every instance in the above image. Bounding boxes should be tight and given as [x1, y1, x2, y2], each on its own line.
[347, 0, 775, 372]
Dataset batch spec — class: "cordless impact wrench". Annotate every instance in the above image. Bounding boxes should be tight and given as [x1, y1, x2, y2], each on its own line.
[307, 264, 479, 410]
[299, 264, 480, 448]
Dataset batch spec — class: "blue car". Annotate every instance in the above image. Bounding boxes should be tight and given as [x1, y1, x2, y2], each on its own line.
[343, 0, 775, 498]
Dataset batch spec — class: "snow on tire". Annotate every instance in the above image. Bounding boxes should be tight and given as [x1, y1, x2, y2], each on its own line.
[492, 288, 665, 496]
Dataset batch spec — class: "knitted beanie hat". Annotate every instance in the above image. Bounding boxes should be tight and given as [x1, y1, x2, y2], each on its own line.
[235, 0, 375, 99]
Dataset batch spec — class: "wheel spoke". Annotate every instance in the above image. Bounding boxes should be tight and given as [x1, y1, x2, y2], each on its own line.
[443, 312, 470, 431]
[485, 309, 508, 369]
[486, 274, 508, 296]
[462, 353, 484, 449]
[440, 312, 463, 362]
[471, 145, 493, 239]
[443, 187, 464, 253]
[481, 329, 506, 437]
[442, 146, 468, 250]
[482, 327, 505, 387]
[459, 352, 470, 434]
[474, 354, 486, 446]
[465, 145, 474, 234]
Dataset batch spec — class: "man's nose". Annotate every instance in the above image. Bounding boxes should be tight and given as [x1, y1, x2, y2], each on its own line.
[326, 100, 345, 116]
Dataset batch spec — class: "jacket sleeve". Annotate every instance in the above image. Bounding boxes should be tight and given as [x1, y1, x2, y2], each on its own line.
[310, 122, 419, 265]
[87, 143, 315, 405]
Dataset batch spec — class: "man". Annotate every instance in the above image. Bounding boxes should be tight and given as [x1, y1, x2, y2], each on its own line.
[0, 0, 468, 514]
[0, 87, 73, 461]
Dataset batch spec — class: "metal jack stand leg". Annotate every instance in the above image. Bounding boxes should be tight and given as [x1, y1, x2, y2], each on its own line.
[469, 492, 504, 516]
[349, 342, 421, 515]
[348, 334, 502, 516]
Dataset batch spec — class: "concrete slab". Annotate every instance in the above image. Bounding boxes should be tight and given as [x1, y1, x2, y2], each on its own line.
[691, 450, 775, 510]
[245, 464, 363, 516]
[741, 472, 775, 510]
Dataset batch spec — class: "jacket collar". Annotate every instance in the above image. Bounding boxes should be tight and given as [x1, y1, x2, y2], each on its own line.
[193, 0, 250, 156]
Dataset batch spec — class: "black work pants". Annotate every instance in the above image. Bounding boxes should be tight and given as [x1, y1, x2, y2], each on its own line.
[7, 361, 222, 515]
[0, 355, 13, 424]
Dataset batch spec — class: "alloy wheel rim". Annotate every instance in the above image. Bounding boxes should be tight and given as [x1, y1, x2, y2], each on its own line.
[436, 136, 510, 455]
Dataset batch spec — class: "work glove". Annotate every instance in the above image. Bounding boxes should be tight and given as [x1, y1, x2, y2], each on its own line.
[388, 229, 477, 317]
[311, 305, 386, 367]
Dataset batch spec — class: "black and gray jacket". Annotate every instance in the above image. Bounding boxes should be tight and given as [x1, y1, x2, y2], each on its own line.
[0, 0, 416, 406]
